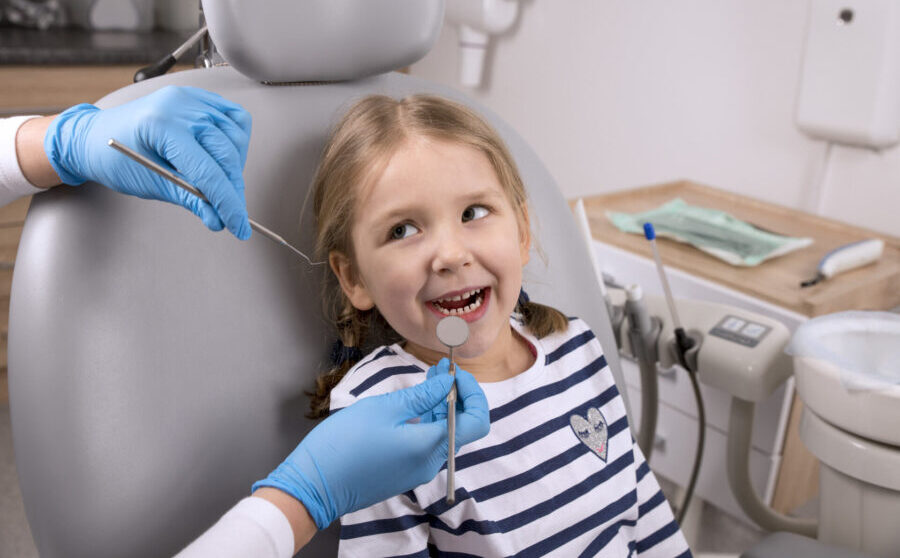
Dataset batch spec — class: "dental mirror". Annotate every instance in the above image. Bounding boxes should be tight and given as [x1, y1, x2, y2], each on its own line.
[436, 315, 469, 505]
[436, 315, 469, 349]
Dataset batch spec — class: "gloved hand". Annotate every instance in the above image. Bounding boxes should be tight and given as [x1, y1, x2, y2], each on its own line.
[43, 86, 252, 240]
[424, 357, 470, 422]
[252, 359, 489, 529]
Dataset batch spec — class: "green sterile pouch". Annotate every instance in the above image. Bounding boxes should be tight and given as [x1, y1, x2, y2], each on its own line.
[606, 198, 813, 266]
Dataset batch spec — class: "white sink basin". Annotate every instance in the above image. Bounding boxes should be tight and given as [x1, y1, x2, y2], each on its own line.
[791, 312, 900, 446]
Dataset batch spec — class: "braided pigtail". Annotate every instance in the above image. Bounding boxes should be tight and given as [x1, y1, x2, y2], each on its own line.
[517, 288, 568, 339]
[307, 300, 369, 419]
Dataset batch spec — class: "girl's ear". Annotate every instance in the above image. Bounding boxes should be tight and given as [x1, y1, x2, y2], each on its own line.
[329, 251, 376, 311]
[519, 205, 531, 266]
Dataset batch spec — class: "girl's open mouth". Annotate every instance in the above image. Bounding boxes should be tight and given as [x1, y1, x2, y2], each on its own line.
[428, 287, 490, 322]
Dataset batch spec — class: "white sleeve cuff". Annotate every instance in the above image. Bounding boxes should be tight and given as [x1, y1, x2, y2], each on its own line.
[0, 116, 47, 203]
[174, 497, 295, 558]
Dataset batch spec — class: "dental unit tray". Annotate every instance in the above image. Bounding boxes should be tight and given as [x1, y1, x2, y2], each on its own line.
[607, 198, 813, 267]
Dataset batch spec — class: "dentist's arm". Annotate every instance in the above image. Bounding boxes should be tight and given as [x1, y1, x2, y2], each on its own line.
[13, 115, 59, 189]
[1, 86, 252, 239]
[177, 365, 489, 557]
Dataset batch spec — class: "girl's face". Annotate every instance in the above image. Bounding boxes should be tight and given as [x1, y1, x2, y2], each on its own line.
[330, 136, 530, 361]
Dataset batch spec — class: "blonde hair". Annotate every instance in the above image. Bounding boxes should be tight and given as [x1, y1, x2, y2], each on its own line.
[308, 94, 567, 418]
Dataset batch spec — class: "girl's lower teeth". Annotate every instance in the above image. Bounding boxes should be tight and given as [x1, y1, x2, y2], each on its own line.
[436, 293, 483, 316]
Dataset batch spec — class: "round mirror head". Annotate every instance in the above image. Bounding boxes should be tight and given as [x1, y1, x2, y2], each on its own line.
[436, 316, 469, 348]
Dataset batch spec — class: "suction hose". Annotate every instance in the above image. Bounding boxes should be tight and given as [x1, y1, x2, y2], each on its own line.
[727, 397, 818, 537]
[623, 284, 661, 461]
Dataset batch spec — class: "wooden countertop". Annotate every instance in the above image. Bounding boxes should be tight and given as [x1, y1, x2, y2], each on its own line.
[578, 180, 900, 317]
[0, 64, 192, 115]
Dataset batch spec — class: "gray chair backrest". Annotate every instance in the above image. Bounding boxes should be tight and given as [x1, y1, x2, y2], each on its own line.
[9, 8, 624, 557]
[203, 0, 445, 83]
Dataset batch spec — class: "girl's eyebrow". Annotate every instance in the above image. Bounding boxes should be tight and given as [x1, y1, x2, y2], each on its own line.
[369, 188, 505, 229]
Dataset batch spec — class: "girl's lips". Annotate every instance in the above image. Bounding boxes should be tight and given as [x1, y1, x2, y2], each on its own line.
[426, 287, 491, 323]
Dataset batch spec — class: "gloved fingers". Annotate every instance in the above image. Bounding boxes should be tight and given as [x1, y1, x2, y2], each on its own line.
[173, 186, 225, 231]
[180, 86, 253, 142]
[178, 87, 252, 126]
[453, 369, 491, 446]
[207, 111, 252, 168]
[422, 358, 452, 422]
[429, 403, 449, 423]
[192, 127, 251, 239]
[163, 129, 251, 240]
[425, 358, 451, 379]
[195, 125, 245, 190]
[198, 201, 226, 231]
[384, 373, 455, 421]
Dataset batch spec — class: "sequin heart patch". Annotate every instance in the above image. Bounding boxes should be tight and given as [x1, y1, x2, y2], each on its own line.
[570, 407, 608, 462]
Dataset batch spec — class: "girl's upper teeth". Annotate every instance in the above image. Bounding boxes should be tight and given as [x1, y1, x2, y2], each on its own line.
[437, 288, 481, 302]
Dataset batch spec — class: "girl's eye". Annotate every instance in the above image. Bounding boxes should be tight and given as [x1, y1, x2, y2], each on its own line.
[389, 223, 419, 240]
[462, 205, 490, 222]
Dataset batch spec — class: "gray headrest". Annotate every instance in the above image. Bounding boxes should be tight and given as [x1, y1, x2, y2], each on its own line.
[201, 0, 445, 83]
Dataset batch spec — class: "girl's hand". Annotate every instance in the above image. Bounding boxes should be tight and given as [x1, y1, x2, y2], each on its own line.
[251, 365, 490, 529]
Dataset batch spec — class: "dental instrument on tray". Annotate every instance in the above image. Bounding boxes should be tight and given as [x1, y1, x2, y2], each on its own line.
[644, 222, 705, 525]
[436, 315, 469, 505]
[108, 139, 324, 266]
[800, 238, 885, 287]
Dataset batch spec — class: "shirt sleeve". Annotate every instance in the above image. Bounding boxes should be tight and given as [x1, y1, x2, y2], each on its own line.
[337, 492, 431, 558]
[631, 444, 692, 557]
[0, 116, 46, 206]
[173, 497, 295, 558]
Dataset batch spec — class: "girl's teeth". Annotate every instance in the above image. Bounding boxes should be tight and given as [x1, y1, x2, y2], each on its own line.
[437, 288, 481, 304]
[434, 290, 484, 315]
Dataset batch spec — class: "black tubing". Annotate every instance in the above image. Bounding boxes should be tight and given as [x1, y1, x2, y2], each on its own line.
[674, 328, 704, 525]
[676, 364, 705, 525]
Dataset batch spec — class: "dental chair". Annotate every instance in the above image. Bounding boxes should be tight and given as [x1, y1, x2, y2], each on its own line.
[9, 3, 881, 558]
[8, 2, 626, 556]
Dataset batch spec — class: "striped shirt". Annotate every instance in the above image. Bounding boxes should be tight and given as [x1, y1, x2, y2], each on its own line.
[330, 317, 691, 557]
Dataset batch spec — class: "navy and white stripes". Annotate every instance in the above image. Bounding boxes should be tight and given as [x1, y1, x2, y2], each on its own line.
[329, 317, 691, 557]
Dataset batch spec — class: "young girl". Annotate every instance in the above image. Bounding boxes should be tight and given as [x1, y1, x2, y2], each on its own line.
[308, 94, 691, 557]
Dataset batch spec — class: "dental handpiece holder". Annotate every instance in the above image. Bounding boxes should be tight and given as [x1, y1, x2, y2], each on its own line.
[617, 294, 812, 535]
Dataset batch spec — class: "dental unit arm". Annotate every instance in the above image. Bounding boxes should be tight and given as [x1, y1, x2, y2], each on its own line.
[614, 291, 818, 536]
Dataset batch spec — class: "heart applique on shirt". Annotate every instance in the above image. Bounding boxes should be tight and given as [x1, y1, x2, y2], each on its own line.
[570, 407, 609, 462]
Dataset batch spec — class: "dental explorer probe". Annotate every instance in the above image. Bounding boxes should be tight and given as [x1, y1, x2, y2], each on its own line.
[436, 315, 469, 505]
[108, 139, 323, 266]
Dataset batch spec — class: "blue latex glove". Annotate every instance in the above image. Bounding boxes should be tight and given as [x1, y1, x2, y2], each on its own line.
[44, 86, 252, 240]
[425, 357, 471, 422]
[253, 359, 489, 529]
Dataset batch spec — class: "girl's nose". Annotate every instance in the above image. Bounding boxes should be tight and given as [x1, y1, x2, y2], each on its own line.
[431, 230, 472, 273]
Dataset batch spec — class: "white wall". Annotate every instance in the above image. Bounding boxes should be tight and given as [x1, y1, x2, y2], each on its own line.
[410, 1, 899, 237]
